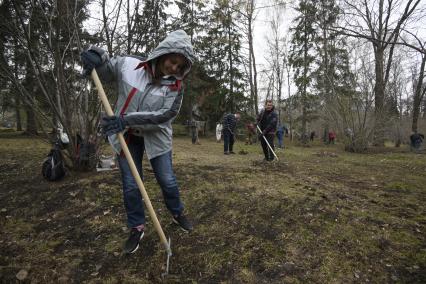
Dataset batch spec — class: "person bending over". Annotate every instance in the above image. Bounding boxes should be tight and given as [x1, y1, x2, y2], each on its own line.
[81, 30, 194, 254]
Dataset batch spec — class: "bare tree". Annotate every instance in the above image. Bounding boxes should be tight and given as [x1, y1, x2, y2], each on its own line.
[331, 42, 376, 151]
[339, 0, 423, 146]
[403, 33, 426, 132]
[95, 0, 147, 55]
[236, 0, 260, 116]
[387, 52, 406, 146]
[264, 6, 287, 123]
[99, 0, 124, 54]
[0, 0, 100, 169]
[289, 0, 317, 143]
[284, 55, 294, 141]
[235, 0, 288, 116]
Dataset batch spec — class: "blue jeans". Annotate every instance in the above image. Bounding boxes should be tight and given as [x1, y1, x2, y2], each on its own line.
[117, 135, 183, 228]
[223, 130, 234, 153]
[277, 132, 284, 148]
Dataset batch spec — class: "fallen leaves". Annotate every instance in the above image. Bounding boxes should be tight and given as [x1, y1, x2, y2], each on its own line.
[16, 269, 28, 280]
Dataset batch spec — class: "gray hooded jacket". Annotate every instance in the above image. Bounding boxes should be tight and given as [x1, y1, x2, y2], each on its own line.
[96, 30, 194, 159]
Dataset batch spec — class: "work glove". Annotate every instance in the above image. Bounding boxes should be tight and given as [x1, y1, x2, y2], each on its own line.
[101, 115, 128, 136]
[80, 46, 108, 77]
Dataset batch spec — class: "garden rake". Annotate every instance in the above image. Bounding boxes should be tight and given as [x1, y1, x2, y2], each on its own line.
[90, 69, 172, 276]
[256, 125, 279, 161]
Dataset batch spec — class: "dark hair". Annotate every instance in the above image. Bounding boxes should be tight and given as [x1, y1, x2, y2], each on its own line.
[152, 53, 189, 84]
[152, 59, 163, 85]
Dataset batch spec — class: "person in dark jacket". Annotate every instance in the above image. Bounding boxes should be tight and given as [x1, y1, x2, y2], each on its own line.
[189, 119, 200, 145]
[410, 131, 424, 151]
[310, 131, 316, 142]
[276, 124, 285, 148]
[222, 112, 240, 154]
[257, 100, 278, 161]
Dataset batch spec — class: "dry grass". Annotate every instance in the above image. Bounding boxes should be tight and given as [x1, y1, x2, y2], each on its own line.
[0, 132, 425, 283]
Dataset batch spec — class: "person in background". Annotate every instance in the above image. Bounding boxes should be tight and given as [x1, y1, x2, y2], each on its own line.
[80, 30, 194, 255]
[190, 119, 200, 145]
[257, 100, 278, 161]
[328, 130, 336, 144]
[410, 131, 424, 151]
[276, 124, 285, 149]
[246, 122, 256, 145]
[222, 112, 241, 154]
[310, 131, 315, 142]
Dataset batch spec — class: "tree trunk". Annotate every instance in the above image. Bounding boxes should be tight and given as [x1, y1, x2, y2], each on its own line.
[247, 0, 258, 116]
[248, 14, 255, 117]
[252, 44, 259, 115]
[13, 41, 22, 131]
[249, 32, 258, 113]
[301, 16, 308, 144]
[227, 5, 234, 112]
[411, 54, 426, 132]
[286, 65, 293, 141]
[277, 56, 283, 123]
[423, 99, 426, 118]
[15, 91, 22, 131]
[373, 47, 386, 146]
[24, 106, 37, 135]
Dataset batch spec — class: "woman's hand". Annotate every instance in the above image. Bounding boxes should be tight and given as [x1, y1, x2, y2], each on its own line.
[101, 116, 128, 136]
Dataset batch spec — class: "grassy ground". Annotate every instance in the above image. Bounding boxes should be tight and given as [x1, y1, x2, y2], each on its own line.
[0, 131, 425, 283]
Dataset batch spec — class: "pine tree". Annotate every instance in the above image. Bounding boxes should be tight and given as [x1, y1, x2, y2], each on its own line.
[171, 0, 212, 123]
[313, 0, 355, 129]
[289, 0, 317, 143]
[134, 0, 170, 54]
[201, 0, 246, 114]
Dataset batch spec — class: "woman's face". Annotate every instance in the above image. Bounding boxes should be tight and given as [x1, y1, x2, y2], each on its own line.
[158, 53, 188, 77]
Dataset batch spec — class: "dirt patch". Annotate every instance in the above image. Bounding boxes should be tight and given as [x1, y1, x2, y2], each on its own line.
[313, 151, 339, 157]
[0, 134, 425, 283]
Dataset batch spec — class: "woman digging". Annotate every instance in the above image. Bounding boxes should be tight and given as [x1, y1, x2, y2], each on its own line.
[81, 30, 194, 254]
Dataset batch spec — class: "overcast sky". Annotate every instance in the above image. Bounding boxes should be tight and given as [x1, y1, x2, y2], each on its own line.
[252, 2, 295, 102]
[85, 0, 425, 103]
[252, 0, 426, 103]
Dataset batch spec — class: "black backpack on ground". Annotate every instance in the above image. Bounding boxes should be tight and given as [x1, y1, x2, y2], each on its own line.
[42, 144, 66, 181]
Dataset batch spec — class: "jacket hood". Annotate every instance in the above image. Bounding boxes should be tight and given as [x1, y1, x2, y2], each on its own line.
[145, 30, 195, 80]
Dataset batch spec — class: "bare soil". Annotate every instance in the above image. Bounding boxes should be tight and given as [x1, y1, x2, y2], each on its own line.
[1, 131, 425, 283]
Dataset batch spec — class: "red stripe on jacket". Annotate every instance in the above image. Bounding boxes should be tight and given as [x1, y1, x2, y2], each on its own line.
[120, 87, 138, 115]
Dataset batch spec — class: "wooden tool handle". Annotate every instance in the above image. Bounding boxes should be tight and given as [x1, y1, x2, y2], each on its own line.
[91, 69, 170, 253]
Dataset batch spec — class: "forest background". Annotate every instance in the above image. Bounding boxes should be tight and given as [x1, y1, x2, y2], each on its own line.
[1, 1, 426, 282]
[1, 0, 426, 169]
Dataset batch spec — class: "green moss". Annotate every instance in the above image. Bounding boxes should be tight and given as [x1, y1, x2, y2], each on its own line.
[385, 182, 412, 192]
[104, 237, 120, 253]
